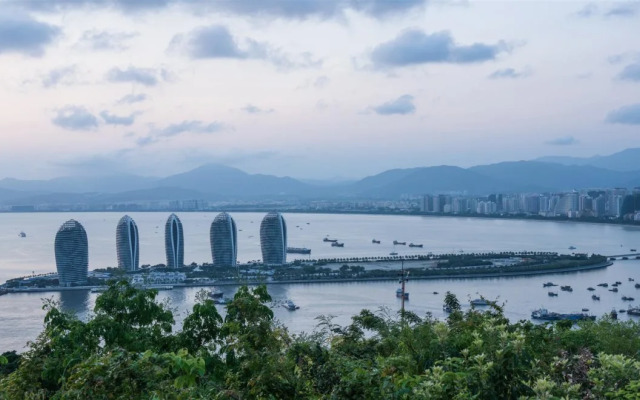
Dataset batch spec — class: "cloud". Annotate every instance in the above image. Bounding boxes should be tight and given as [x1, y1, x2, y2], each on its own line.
[314, 76, 330, 88]
[76, 30, 138, 51]
[169, 24, 321, 69]
[117, 93, 147, 105]
[136, 120, 226, 146]
[242, 104, 274, 114]
[371, 29, 510, 69]
[617, 62, 640, 82]
[100, 111, 138, 126]
[371, 95, 416, 115]
[0, 11, 60, 56]
[605, 103, 640, 125]
[488, 67, 531, 79]
[575, 3, 598, 17]
[545, 136, 578, 146]
[17, 0, 427, 19]
[52, 106, 98, 131]
[42, 65, 76, 87]
[106, 66, 165, 86]
[605, 2, 639, 17]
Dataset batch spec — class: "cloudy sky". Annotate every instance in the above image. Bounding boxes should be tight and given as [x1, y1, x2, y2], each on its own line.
[0, 0, 639, 180]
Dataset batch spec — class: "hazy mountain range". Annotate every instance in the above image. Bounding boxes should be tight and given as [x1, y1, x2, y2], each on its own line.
[1, 148, 640, 205]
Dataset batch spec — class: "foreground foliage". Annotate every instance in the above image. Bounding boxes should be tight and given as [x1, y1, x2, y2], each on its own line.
[1, 281, 640, 399]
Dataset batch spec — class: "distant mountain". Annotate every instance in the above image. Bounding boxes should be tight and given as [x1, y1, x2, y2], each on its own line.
[0, 174, 156, 193]
[536, 148, 640, 172]
[157, 164, 316, 198]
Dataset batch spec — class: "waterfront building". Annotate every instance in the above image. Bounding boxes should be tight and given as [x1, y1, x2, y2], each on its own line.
[165, 213, 184, 268]
[116, 215, 139, 271]
[210, 212, 237, 267]
[54, 219, 88, 286]
[260, 212, 287, 265]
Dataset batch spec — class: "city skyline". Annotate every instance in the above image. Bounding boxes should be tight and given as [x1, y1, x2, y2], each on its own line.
[0, 1, 639, 180]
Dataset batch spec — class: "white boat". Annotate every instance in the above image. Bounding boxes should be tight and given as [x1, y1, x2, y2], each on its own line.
[283, 299, 299, 310]
[395, 288, 409, 299]
[470, 298, 489, 306]
[213, 297, 230, 305]
[208, 288, 224, 298]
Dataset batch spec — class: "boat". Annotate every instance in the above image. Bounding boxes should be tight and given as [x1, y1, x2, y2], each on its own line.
[470, 298, 489, 306]
[582, 308, 589, 312]
[629, 278, 635, 282]
[592, 295, 600, 300]
[393, 240, 406, 245]
[283, 300, 300, 310]
[396, 288, 409, 299]
[208, 288, 223, 299]
[331, 242, 344, 247]
[622, 296, 635, 301]
[323, 238, 338, 243]
[616, 281, 622, 285]
[443, 305, 452, 313]
[18, 232, 26, 238]
[612, 283, 619, 287]
[628, 307, 640, 316]
[286, 247, 311, 255]
[408, 243, 423, 248]
[622, 257, 629, 260]
[531, 308, 595, 321]
[587, 287, 595, 291]
[213, 297, 231, 305]
[609, 288, 619, 292]
[372, 239, 381, 244]
[389, 252, 398, 256]
[90, 287, 108, 293]
[631, 249, 637, 252]
[432, 291, 439, 295]
[548, 292, 558, 297]
[560, 286, 573, 292]
[543, 282, 557, 287]
[611, 309, 618, 320]
[597, 283, 608, 287]
[619, 309, 626, 313]
[568, 246, 576, 250]
[635, 283, 640, 289]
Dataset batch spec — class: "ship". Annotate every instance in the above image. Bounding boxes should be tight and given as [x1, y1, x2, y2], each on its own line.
[19, 232, 26, 238]
[331, 242, 344, 247]
[543, 282, 557, 287]
[283, 299, 300, 310]
[372, 239, 381, 244]
[568, 246, 576, 250]
[597, 283, 608, 287]
[208, 288, 224, 299]
[531, 308, 595, 321]
[408, 243, 423, 248]
[592, 295, 600, 300]
[622, 296, 635, 301]
[323, 238, 338, 243]
[628, 307, 640, 316]
[213, 297, 230, 305]
[548, 292, 558, 297]
[587, 287, 595, 291]
[560, 285, 573, 292]
[286, 247, 311, 255]
[395, 288, 409, 299]
[389, 252, 398, 256]
[470, 298, 489, 306]
[636, 283, 640, 289]
[610, 287, 619, 292]
[393, 240, 406, 245]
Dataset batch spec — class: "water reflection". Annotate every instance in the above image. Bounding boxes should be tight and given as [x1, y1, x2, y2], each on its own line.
[59, 290, 90, 315]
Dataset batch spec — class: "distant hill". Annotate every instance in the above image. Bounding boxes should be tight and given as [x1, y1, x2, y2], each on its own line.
[536, 148, 640, 172]
[0, 174, 156, 193]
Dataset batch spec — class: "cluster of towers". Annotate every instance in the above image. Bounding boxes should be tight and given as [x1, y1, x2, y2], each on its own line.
[54, 212, 288, 286]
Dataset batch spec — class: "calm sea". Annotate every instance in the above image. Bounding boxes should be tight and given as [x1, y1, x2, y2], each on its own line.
[1, 212, 639, 352]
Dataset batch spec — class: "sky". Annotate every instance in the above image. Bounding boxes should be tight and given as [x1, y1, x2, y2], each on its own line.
[0, 0, 639, 181]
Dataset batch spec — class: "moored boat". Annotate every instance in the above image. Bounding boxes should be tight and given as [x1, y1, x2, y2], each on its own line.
[597, 283, 608, 287]
[628, 307, 640, 316]
[389, 252, 398, 256]
[470, 298, 488, 306]
[592, 295, 600, 300]
[286, 247, 311, 254]
[283, 299, 300, 310]
[331, 242, 344, 247]
[396, 288, 409, 299]
[408, 243, 423, 248]
[622, 296, 635, 301]
[587, 287, 595, 291]
[610, 288, 619, 292]
[208, 288, 224, 298]
[323, 238, 338, 243]
[543, 282, 557, 287]
[372, 239, 381, 244]
[635, 283, 640, 289]
[531, 308, 595, 321]
[548, 292, 558, 297]
[560, 285, 573, 292]
[393, 240, 406, 245]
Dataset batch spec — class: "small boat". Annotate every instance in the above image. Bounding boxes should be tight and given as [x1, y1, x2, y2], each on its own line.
[619, 309, 627, 313]
[432, 291, 439, 295]
[389, 252, 398, 256]
[631, 249, 637, 252]
[628, 307, 640, 316]
[393, 240, 406, 245]
[470, 298, 489, 306]
[543, 282, 557, 287]
[208, 288, 224, 299]
[616, 281, 622, 285]
[18, 232, 26, 238]
[635, 283, 640, 289]
[286, 247, 311, 254]
[587, 287, 595, 291]
[592, 295, 600, 300]
[597, 283, 608, 287]
[582, 308, 589, 312]
[611, 309, 618, 320]
[331, 242, 344, 247]
[213, 297, 231, 305]
[610, 257, 617, 261]
[629, 278, 635, 282]
[622, 257, 629, 260]
[568, 246, 576, 250]
[408, 243, 423, 248]
[91, 287, 108, 293]
[612, 283, 619, 287]
[548, 292, 558, 297]
[622, 296, 635, 301]
[531, 308, 595, 321]
[372, 239, 381, 244]
[443, 305, 452, 313]
[560, 285, 573, 292]
[283, 300, 300, 310]
[323, 238, 338, 243]
[396, 288, 409, 299]
[609, 288, 619, 293]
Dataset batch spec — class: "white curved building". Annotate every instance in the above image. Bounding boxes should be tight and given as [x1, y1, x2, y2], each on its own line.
[260, 212, 287, 266]
[55, 219, 88, 286]
[165, 213, 184, 268]
[210, 212, 237, 267]
[116, 215, 139, 271]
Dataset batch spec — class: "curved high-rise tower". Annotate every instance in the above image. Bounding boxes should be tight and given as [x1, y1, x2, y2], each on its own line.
[116, 215, 139, 271]
[165, 213, 184, 268]
[210, 212, 237, 267]
[260, 212, 287, 265]
[54, 219, 88, 286]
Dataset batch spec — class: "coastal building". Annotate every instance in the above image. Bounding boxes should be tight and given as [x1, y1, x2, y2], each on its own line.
[54, 219, 88, 286]
[210, 212, 237, 267]
[260, 212, 287, 265]
[165, 213, 184, 268]
[116, 215, 139, 271]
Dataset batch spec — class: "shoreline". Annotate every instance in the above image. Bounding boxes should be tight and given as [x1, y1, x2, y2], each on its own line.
[3, 261, 613, 294]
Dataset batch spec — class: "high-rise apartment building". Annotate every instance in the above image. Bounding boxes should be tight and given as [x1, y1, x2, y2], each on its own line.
[55, 219, 88, 286]
[260, 212, 287, 265]
[116, 215, 139, 271]
[165, 213, 184, 268]
[210, 212, 237, 267]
